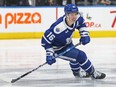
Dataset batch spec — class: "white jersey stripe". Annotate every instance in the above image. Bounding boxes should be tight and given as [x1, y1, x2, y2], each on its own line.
[43, 35, 51, 44]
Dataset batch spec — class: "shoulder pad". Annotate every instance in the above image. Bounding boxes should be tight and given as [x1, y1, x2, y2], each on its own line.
[53, 23, 66, 34]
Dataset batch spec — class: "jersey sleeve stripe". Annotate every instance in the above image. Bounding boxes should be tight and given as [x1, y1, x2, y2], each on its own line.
[43, 35, 51, 44]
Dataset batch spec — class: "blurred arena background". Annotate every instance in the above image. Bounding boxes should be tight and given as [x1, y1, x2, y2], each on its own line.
[0, 0, 116, 6]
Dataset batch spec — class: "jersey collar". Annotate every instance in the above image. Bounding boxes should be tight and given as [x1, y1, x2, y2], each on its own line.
[63, 16, 75, 30]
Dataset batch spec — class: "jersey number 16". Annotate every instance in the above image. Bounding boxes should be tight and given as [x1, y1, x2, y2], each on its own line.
[47, 32, 55, 41]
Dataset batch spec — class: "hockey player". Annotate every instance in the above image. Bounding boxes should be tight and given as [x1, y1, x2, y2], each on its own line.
[41, 4, 106, 79]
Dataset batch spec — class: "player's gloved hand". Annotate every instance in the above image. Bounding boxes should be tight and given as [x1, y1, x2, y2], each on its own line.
[80, 36, 90, 45]
[46, 56, 56, 65]
[46, 51, 56, 65]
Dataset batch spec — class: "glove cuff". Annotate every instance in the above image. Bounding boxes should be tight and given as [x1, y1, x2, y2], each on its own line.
[79, 28, 89, 37]
[46, 48, 54, 56]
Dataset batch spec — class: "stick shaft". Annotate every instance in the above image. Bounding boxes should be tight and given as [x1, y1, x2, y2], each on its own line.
[11, 42, 81, 83]
[11, 62, 47, 83]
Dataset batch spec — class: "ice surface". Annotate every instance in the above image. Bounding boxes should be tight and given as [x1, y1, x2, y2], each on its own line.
[0, 38, 116, 87]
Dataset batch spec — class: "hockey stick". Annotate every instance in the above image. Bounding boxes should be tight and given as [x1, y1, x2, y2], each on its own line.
[11, 42, 81, 83]
[58, 56, 76, 62]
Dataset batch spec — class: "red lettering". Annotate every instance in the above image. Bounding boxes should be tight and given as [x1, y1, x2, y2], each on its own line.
[112, 16, 116, 28]
[90, 22, 94, 27]
[110, 10, 116, 28]
[0, 14, 2, 24]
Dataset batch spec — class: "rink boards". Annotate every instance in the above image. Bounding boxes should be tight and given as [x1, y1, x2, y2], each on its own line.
[0, 30, 116, 39]
[0, 6, 115, 39]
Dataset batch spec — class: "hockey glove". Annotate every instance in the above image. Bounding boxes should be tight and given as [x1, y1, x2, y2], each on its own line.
[46, 51, 56, 65]
[80, 36, 90, 45]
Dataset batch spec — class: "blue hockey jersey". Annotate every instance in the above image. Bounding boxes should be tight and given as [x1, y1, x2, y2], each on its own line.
[41, 14, 89, 52]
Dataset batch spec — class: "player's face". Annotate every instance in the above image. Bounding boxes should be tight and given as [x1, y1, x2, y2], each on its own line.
[67, 12, 78, 23]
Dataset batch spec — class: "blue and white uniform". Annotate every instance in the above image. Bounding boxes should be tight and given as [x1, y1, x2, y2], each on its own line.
[41, 4, 106, 79]
[41, 4, 95, 75]
[41, 14, 88, 51]
[41, 14, 94, 74]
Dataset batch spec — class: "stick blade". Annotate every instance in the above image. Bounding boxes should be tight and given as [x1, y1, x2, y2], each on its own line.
[0, 75, 12, 83]
[11, 79, 17, 83]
